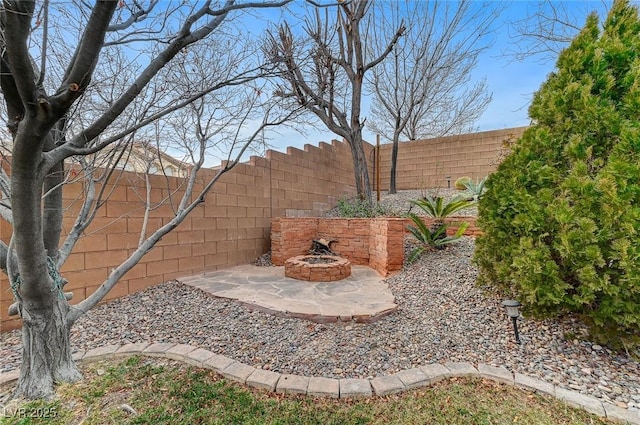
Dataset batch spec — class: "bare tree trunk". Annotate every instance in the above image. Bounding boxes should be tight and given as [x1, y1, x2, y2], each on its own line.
[389, 129, 401, 194]
[10, 119, 79, 399]
[389, 141, 398, 194]
[14, 297, 80, 399]
[348, 131, 372, 201]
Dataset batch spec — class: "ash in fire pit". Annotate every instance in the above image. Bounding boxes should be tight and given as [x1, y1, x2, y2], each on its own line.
[310, 238, 337, 255]
[302, 256, 337, 264]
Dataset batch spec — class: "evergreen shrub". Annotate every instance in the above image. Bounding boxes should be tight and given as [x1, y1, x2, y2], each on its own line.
[474, 0, 640, 350]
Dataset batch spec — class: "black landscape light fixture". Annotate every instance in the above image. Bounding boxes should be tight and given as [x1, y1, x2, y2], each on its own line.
[446, 176, 451, 189]
[501, 300, 522, 344]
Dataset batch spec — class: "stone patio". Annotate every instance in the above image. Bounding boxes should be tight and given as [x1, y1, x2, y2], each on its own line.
[178, 264, 397, 323]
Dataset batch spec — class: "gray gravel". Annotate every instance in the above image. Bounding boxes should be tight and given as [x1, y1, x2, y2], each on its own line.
[378, 188, 478, 217]
[325, 189, 478, 217]
[1, 238, 639, 410]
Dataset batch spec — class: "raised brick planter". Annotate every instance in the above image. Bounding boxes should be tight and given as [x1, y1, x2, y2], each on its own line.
[284, 255, 351, 282]
[271, 217, 479, 277]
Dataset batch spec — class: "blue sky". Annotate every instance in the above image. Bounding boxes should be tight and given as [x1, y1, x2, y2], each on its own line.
[255, 1, 617, 153]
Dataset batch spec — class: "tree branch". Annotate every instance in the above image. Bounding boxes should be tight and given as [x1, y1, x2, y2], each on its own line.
[50, 1, 118, 112]
[106, 0, 160, 32]
[2, 0, 39, 114]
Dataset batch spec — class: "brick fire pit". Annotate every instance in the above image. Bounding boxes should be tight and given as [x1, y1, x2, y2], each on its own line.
[284, 255, 352, 282]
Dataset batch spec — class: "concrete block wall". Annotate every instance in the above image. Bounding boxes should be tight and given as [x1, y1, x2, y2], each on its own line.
[375, 127, 526, 190]
[1, 127, 519, 332]
[1, 139, 364, 332]
[267, 140, 369, 218]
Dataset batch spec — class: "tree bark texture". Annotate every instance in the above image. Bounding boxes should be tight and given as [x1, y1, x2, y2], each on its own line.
[389, 138, 398, 194]
[14, 297, 80, 398]
[348, 132, 372, 201]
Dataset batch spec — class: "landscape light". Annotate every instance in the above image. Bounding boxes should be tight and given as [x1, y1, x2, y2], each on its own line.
[501, 299, 522, 344]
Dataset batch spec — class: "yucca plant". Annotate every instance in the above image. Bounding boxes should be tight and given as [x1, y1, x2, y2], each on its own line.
[406, 212, 469, 262]
[463, 177, 488, 201]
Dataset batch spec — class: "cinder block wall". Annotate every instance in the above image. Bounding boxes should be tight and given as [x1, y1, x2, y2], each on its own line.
[1, 127, 521, 331]
[375, 127, 526, 190]
[0, 139, 364, 331]
[267, 140, 373, 217]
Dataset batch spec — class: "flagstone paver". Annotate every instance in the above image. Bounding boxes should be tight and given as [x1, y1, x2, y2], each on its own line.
[179, 264, 397, 323]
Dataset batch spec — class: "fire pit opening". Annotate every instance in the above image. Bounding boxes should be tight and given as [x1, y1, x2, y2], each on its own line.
[301, 256, 337, 264]
[284, 238, 352, 282]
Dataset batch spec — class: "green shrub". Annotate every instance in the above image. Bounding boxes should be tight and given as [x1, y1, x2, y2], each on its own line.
[335, 197, 391, 218]
[455, 176, 471, 190]
[474, 0, 640, 351]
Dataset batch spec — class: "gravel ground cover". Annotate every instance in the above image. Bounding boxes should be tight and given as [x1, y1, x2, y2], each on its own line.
[1, 191, 639, 412]
[326, 188, 478, 217]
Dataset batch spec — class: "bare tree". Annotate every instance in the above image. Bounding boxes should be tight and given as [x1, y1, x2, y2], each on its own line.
[0, 0, 303, 400]
[265, 0, 405, 201]
[506, 1, 611, 63]
[367, 1, 498, 193]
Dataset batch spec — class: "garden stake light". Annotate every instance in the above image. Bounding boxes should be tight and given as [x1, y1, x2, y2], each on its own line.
[501, 300, 521, 344]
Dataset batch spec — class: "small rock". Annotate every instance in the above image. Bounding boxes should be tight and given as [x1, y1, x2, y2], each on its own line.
[119, 404, 137, 415]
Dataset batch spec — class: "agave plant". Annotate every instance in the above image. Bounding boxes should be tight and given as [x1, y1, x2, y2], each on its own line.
[406, 212, 469, 262]
[463, 177, 488, 201]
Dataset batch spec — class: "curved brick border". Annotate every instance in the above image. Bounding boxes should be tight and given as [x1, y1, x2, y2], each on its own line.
[1, 343, 638, 424]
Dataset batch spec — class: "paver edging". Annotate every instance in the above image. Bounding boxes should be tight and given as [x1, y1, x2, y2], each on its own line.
[1, 343, 639, 424]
